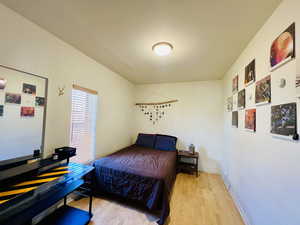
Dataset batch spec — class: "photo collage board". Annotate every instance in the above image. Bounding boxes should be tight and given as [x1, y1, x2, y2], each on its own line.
[0, 65, 48, 161]
[227, 22, 298, 139]
[0, 70, 46, 118]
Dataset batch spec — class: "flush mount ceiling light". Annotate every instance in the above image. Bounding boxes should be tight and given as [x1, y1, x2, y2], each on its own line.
[152, 42, 173, 56]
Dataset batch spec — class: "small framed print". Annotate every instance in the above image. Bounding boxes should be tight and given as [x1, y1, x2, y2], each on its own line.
[36, 97, 45, 106]
[0, 105, 3, 116]
[245, 59, 255, 86]
[232, 75, 238, 94]
[23, 83, 36, 95]
[245, 109, 256, 132]
[227, 96, 233, 112]
[21, 106, 35, 117]
[255, 75, 271, 105]
[271, 103, 297, 137]
[232, 111, 238, 128]
[238, 89, 245, 109]
[5, 93, 21, 104]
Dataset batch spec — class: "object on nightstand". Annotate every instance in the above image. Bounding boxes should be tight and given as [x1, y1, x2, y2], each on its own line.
[188, 144, 195, 154]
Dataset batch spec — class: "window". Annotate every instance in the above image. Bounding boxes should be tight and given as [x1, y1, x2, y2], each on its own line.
[70, 85, 98, 164]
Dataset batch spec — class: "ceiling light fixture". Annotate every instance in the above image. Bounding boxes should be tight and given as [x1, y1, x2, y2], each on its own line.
[152, 42, 173, 56]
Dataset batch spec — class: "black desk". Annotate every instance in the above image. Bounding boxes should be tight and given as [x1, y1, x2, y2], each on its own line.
[0, 162, 94, 225]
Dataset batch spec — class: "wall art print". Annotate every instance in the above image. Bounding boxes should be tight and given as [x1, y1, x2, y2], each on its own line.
[23, 83, 36, 95]
[271, 102, 297, 136]
[245, 59, 255, 86]
[0, 78, 6, 90]
[232, 94, 238, 110]
[296, 74, 300, 97]
[36, 97, 45, 106]
[0, 105, 3, 116]
[296, 75, 300, 88]
[232, 111, 238, 128]
[245, 109, 256, 132]
[232, 75, 238, 93]
[238, 89, 245, 109]
[255, 75, 271, 104]
[270, 23, 295, 71]
[227, 96, 233, 112]
[21, 106, 35, 117]
[5, 93, 21, 104]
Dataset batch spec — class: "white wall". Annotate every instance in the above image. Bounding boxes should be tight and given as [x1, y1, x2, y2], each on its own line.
[222, 0, 300, 225]
[0, 3, 135, 158]
[134, 81, 223, 173]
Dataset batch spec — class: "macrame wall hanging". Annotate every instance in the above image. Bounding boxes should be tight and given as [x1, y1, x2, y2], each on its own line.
[136, 100, 178, 125]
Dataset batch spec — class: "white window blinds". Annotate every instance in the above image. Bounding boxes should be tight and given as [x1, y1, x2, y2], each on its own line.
[70, 86, 97, 164]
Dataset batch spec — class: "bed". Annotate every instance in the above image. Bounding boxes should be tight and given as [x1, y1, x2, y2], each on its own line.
[93, 134, 177, 225]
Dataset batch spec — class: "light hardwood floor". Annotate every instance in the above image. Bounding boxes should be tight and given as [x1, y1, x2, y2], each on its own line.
[71, 173, 245, 225]
[168, 173, 244, 225]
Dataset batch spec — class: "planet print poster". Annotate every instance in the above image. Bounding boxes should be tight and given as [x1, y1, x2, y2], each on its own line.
[270, 23, 295, 71]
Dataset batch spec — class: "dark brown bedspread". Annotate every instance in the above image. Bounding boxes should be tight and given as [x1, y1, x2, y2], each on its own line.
[93, 145, 177, 225]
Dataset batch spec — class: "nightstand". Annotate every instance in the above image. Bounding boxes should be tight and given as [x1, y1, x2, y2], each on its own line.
[177, 150, 199, 177]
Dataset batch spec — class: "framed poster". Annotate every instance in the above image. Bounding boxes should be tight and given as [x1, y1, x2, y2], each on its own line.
[296, 74, 300, 97]
[255, 75, 271, 105]
[245, 109, 256, 132]
[245, 59, 255, 86]
[270, 23, 295, 71]
[238, 89, 245, 109]
[232, 75, 238, 94]
[232, 111, 238, 128]
[227, 96, 233, 112]
[271, 103, 297, 136]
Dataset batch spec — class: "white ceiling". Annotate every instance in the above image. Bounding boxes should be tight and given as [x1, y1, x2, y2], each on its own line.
[0, 0, 281, 84]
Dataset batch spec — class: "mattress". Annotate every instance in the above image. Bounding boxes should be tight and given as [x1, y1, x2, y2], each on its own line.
[93, 145, 177, 225]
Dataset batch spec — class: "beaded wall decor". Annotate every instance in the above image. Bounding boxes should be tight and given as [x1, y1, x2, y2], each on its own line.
[136, 100, 178, 125]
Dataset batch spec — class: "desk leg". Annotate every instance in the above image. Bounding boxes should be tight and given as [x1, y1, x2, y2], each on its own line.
[64, 195, 67, 205]
[89, 193, 93, 216]
[88, 170, 94, 216]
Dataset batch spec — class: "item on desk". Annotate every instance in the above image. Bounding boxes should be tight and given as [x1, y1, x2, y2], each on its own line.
[52, 153, 59, 160]
[189, 144, 195, 154]
[33, 149, 40, 157]
[55, 146, 76, 159]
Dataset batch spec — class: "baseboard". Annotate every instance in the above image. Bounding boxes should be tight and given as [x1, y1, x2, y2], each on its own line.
[198, 163, 221, 174]
[220, 172, 252, 225]
[199, 168, 220, 174]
